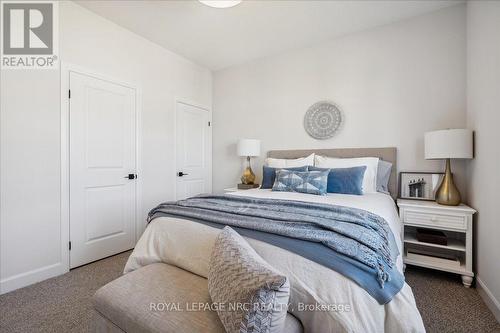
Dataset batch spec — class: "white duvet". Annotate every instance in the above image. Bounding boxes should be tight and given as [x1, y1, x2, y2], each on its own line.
[125, 189, 425, 333]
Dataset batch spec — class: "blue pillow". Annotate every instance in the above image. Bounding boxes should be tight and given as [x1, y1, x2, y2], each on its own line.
[272, 169, 329, 195]
[261, 165, 308, 189]
[309, 166, 366, 195]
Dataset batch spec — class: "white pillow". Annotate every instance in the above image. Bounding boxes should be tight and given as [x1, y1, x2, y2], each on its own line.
[314, 155, 380, 193]
[265, 153, 314, 168]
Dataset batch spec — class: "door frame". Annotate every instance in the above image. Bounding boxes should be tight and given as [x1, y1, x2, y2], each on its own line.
[60, 62, 142, 272]
[173, 98, 212, 200]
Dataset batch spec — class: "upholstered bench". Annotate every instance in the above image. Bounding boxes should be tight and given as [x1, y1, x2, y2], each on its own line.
[93, 263, 303, 333]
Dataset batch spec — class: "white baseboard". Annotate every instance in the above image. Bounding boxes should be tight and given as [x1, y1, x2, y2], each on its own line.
[0, 262, 67, 295]
[477, 276, 500, 323]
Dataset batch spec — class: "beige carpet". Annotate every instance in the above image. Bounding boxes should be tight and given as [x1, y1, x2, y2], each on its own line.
[405, 266, 500, 333]
[0, 251, 131, 333]
[1, 251, 499, 333]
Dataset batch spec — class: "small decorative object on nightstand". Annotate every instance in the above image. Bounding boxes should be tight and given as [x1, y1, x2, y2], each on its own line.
[237, 183, 259, 189]
[237, 139, 260, 186]
[397, 199, 476, 287]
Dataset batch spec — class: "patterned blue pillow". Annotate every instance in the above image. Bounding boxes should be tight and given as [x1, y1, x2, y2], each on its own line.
[272, 170, 329, 195]
[261, 165, 309, 189]
[309, 166, 366, 195]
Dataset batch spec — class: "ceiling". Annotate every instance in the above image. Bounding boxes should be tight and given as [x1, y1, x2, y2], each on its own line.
[76, 0, 461, 71]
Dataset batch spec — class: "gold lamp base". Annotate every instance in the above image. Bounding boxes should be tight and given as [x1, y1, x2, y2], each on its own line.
[241, 156, 256, 185]
[435, 158, 461, 206]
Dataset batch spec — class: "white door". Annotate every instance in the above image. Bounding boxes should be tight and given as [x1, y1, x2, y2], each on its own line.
[69, 71, 137, 268]
[176, 102, 211, 200]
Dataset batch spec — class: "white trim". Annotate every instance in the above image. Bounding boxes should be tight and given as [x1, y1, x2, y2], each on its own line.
[60, 62, 143, 271]
[477, 276, 500, 323]
[60, 62, 71, 277]
[134, 86, 144, 241]
[173, 98, 212, 200]
[176, 98, 211, 113]
[0, 263, 65, 294]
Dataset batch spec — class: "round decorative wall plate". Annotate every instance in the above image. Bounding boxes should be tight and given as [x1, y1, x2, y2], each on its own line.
[303, 101, 342, 140]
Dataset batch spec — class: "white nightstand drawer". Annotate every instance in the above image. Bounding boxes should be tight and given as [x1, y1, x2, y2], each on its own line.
[403, 209, 467, 230]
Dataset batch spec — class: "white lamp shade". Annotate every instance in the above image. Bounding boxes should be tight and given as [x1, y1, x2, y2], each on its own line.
[199, 0, 241, 8]
[425, 129, 473, 160]
[237, 139, 260, 157]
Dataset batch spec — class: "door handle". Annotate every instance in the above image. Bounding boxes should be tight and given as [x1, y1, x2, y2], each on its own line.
[178, 172, 189, 177]
[124, 174, 137, 180]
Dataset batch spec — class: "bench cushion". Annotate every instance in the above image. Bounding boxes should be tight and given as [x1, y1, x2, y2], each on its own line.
[93, 263, 303, 333]
[94, 263, 225, 333]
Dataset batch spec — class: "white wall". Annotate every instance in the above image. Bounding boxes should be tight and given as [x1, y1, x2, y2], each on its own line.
[0, 1, 212, 293]
[212, 5, 467, 193]
[0, 70, 61, 292]
[466, 0, 500, 321]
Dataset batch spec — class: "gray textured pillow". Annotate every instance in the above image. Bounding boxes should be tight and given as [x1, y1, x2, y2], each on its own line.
[208, 227, 290, 333]
[377, 160, 393, 194]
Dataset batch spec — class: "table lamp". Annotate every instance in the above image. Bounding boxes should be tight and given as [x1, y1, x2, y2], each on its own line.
[425, 129, 473, 206]
[237, 139, 260, 185]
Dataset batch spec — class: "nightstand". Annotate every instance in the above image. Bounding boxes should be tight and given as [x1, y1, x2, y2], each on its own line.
[224, 185, 260, 193]
[397, 199, 476, 287]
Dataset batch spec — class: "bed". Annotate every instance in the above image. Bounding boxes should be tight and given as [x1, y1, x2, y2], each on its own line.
[124, 148, 425, 332]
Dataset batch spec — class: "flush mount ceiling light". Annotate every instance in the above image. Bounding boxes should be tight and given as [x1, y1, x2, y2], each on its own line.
[198, 0, 242, 9]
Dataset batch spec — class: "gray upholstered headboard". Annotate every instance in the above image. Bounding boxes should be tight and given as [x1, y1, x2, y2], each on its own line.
[267, 147, 397, 199]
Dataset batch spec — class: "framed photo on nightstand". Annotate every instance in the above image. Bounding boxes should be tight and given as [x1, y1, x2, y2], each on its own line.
[399, 171, 444, 201]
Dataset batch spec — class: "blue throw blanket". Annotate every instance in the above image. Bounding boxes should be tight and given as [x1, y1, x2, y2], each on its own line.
[148, 194, 404, 304]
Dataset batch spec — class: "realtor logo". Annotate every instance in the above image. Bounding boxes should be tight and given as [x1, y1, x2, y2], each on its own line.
[1, 1, 58, 69]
